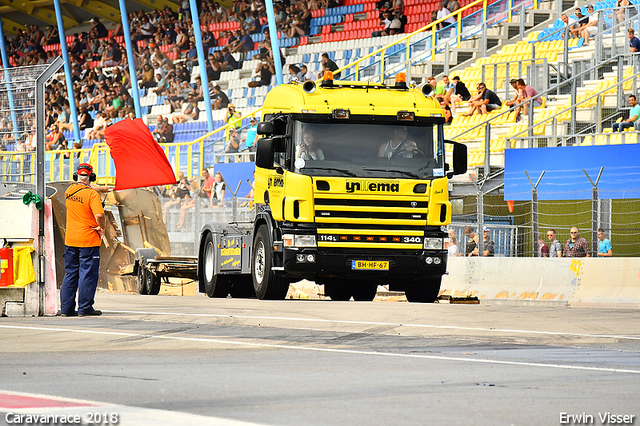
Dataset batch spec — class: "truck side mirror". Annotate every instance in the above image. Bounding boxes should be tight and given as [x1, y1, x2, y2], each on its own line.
[255, 138, 275, 169]
[444, 140, 467, 178]
[257, 122, 274, 135]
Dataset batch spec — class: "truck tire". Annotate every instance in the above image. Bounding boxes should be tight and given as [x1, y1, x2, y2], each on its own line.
[351, 283, 378, 301]
[324, 279, 351, 301]
[201, 232, 231, 298]
[405, 277, 442, 303]
[252, 225, 289, 300]
[146, 272, 161, 295]
[137, 266, 148, 295]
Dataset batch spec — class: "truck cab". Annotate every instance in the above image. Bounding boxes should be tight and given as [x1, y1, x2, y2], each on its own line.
[198, 74, 466, 302]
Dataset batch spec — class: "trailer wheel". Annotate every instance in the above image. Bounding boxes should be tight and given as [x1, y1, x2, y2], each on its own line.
[201, 232, 231, 298]
[324, 279, 351, 301]
[137, 266, 148, 295]
[252, 225, 289, 300]
[351, 283, 378, 301]
[146, 271, 161, 295]
[405, 277, 441, 303]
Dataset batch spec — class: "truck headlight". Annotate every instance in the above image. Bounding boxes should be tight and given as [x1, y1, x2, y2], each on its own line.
[283, 234, 317, 248]
[423, 237, 444, 250]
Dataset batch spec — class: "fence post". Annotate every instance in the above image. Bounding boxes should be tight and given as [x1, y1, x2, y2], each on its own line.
[520, 2, 525, 40]
[571, 62, 578, 136]
[525, 170, 545, 257]
[482, 21, 487, 58]
[505, 62, 510, 98]
[584, 167, 604, 256]
[477, 187, 484, 257]
[484, 122, 491, 176]
[444, 43, 450, 76]
[618, 55, 624, 110]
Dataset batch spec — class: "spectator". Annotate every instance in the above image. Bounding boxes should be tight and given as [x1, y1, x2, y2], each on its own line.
[445, 0, 460, 14]
[505, 79, 522, 108]
[514, 79, 542, 121]
[612, 95, 640, 132]
[321, 53, 340, 79]
[242, 117, 259, 152]
[226, 128, 241, 155]
[447, 228, 461, 257]
[300, 64, 315, 82]
[372, 10, 401, 37]
[163, 171, 191, 223]
[471, 227, 494, 257]
[221, 47, 239, 71]
[45, 124, 66, 151]
[89, 17, 109, 39]
[451, 76, 471, 102]
[559, 14, 577, 38]
[546, 229, 563, 257]
[435, 2, 456, 31]
[463, 82, 501, 116]
[563, 227, 591, 257]
[463, 226, 478, 256]
[617, 0, 636, 26]
[78, 107, 94, 130]
[248, 56, 274, 87]
[288, 64, 304, 82]
[628, 28, 640, 52]
[86, 111, 108, 140]
[225, 104, 243, 131]
[172, 96, 200, 123]
[211, 85, 230, 110]
[209, 171, 226, 208]
[176, 169, 211, 229]
[597, 228, 613, 257]
[570, 8, 589, 38]
[153, 73, 168, 95]
[579, 5, 598, 46]
[538, 233, 549, 257]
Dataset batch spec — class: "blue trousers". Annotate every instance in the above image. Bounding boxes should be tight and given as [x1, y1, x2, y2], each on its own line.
[612, 121, 634, 132]
[60, 246, 100, 315]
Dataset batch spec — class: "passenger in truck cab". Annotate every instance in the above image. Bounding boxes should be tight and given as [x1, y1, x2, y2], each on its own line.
[296, 131, 325, 161]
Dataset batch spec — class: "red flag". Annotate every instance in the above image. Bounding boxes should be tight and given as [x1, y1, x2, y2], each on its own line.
[105, 118, 176, 190]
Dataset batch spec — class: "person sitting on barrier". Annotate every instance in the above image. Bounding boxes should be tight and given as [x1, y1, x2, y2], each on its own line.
[176, 170, 210, 229]
[297, 131, 325, 161]
[226, 128, 241, 159]
[163, 171, 191, 223]
[597, 228, 613, 257]
[546, 229, 563, 257]
[612, 95, 640, 132]
[563, 227, 591, 257]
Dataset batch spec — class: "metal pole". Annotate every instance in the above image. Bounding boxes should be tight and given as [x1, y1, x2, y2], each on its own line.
[584, 167, 604, 256]
[505, 62, 510, 98]
[571, 62, 577, 136]
[617, 56, 624, 110]
[189, 0, 215, 132]
[0, 15, 21, 145]
[481, 21, 487, 58]
[35, 58, 64, 315]
[564, 27, 569, 81]
[265, 0, 284, 86]
[118, 0, 141, 118]
[525, 170, 544, 257]
[52, 0, 81, 143]
[520, 3, 525, 41]
[444, 43, 450, 76]
[484, 122, 490, 176]
[477, 188, 484, 257]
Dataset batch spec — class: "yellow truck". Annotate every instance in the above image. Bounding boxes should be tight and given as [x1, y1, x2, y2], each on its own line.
[198, 73, 467, 302]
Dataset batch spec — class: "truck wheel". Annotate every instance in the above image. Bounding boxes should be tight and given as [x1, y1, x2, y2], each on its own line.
[146, 272, 161, 295]
[201, 232, 231, 298]
[405, 277, 442, 303]
[324, 280, 351, 301]
[352, 283, 378, 301]
[137, 266, 148, 295]
[252, 225, 289, 300]
[230, 275, 256, 298]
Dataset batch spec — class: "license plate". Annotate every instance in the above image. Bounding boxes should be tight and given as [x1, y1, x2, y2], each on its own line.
[351, 260, 389, 270]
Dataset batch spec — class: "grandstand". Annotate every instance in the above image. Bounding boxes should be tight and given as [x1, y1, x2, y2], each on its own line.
[0, 0, 638, 177]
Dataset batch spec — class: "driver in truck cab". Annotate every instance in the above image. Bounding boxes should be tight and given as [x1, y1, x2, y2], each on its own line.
[377, 126, 409, 158]
[295, 131, 325, 160]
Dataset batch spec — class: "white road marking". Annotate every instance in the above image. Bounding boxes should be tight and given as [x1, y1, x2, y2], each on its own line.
[0, 389, 268, 426]
[1, 324, 639, 375]
[100, 309, 640, 341]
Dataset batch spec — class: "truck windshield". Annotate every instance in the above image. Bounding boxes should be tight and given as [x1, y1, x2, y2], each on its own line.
[292, 121, 444, 179]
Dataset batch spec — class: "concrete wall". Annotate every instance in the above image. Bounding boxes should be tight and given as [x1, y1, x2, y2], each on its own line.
[442, 257, 640, 307]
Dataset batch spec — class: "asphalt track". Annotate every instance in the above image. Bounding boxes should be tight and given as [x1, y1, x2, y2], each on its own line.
[0, 292, 639, 426]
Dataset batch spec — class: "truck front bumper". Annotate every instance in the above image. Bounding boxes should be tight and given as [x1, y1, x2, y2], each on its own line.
[281, 247, 448, 282]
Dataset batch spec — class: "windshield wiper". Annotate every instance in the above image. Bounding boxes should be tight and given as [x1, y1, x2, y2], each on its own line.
[302, 167, 358, 177]
[362, 167, 419, 179]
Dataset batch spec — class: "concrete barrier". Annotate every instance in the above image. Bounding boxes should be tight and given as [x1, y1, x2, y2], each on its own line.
[442, 257, 640, 307]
